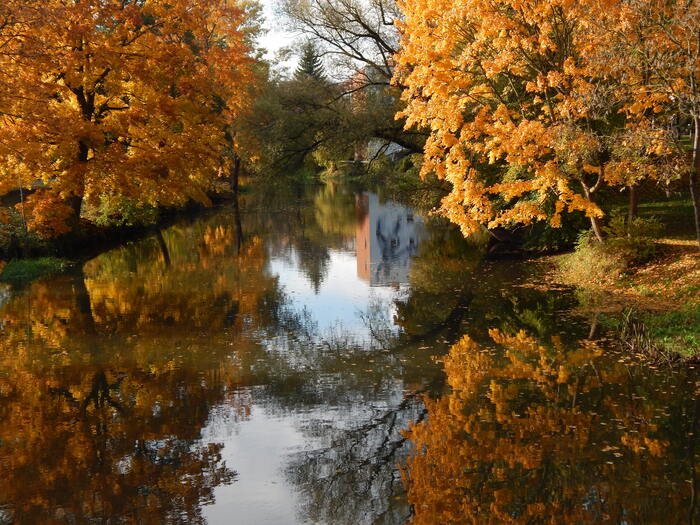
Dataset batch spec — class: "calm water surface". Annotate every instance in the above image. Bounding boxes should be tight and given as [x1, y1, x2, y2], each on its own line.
[0, 184, 698, 524]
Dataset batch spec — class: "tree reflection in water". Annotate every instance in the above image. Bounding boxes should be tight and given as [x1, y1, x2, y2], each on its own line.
[0, 274, 241, 524]
[0, 210, 274, 523]
[286, 393, 425, 525]
[2, 183, 692, 525]
[405, 330, 700, 524]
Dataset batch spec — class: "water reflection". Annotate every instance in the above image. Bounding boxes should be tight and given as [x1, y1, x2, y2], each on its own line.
[0, 271, 240, 524]
[356, 193, 425, 287]
[0, 185, 468, 524]
[1, 183, 694, 524]
[405, 330, 700, 524]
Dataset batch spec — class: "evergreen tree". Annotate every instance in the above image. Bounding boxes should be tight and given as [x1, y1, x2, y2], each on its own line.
[295, 41, 326, 81]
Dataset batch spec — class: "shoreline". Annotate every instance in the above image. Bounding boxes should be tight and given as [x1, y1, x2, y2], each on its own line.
[543, 238, 700, 363]
[0, 194, 240, 285]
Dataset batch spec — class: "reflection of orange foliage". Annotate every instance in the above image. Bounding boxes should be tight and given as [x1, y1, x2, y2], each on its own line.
[0, 207, 291, 521]
[405, 331, 681, 524]
[20, 190, 74, 238]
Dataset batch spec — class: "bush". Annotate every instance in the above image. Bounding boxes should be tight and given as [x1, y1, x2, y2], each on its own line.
[0, 207, 47, 257]
[0, 257, 69, 286]
[87, 194, 159, 228]
[603, 213, 664, 264]
[521, 209, 588, 253]
[557, 214, 662, 286]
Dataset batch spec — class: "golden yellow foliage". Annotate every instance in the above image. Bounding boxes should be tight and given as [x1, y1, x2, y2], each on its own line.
[393, 0, 685, 238]
[0, 0, 254, 234]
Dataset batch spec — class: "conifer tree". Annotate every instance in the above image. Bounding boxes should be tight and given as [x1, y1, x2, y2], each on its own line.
[295, 41, 326, 81]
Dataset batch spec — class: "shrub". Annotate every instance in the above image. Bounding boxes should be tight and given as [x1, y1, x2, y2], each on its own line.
[0, 207, 47, 257]
[0, 257, 69, 286]
[87, 194, 159, 228]
[557, 214, 662, 286]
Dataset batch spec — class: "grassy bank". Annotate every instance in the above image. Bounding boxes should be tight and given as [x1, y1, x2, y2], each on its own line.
[0, 257, 71, 287]
[552, 233, 700, 361]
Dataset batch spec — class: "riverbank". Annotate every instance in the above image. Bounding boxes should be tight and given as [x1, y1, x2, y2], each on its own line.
[0, 192, 243, 286]
[548, 237, 700, 362]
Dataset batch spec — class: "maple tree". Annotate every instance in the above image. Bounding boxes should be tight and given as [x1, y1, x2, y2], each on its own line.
[591, 0, 700, 247]
[393, 0, 686, 243]
[0, 0, 253, 235]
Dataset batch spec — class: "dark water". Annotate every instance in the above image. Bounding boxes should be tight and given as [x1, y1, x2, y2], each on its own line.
[0, 184, 697, 524]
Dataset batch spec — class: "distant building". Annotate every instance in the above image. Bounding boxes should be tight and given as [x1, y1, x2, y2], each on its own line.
[346, 65, 408, 163]
[356, 193, 425, 286]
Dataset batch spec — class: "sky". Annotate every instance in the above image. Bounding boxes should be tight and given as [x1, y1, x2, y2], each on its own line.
[258, 0, 297, 64]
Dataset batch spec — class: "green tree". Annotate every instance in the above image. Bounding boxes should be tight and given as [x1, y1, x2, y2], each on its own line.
[295, 41, 327, 81]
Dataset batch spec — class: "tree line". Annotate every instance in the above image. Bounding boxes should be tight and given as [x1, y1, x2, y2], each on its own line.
[3, 0, 698, 251]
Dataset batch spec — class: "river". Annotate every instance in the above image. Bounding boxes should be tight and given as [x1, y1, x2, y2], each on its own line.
[0, 183, 698, 524]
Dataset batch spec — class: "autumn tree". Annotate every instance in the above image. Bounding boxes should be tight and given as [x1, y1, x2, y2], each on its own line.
[393, 0, 686, 242]
[592, 0, 700, 248]
[0, 0, 253, 235]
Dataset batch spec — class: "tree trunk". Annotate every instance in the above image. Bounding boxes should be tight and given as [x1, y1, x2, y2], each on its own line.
[155, 229, 171, 268]
[67, 194, 84, 222]
[73, 267, 97, 335]
[691, 115, 700, 250]
[589, 216, 605, 243]
[230, 154, 243, 253]
[581, 181, 605, 243]
[230, 154, 241, 200]
[628, 185, 639, 225]
[67, 140, 89, 226]
[233, 193, 243, 255]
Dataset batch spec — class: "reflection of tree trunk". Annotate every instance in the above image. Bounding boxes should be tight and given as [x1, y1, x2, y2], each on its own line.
[49, 369, 126, 413]
[155, 229, 171, 267]
[49, 270, 126, 414]
[402, 291, 473, 348]
[688, 395, 699, 524]
[82, 371, 108, 410]
[232, 192, 244, 255]
[588, 313, 599, 339]
[229, 154, 244, 254]
[230, 154, 241, 200]
[73, 266, 97, 336]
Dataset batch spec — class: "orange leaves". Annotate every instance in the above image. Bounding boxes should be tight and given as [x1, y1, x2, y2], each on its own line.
[0, 0, 255, 234]
[403, 329, 683, 524]
[394, 0, 690, 238]
[19, 191, 74, 238]
[394, 0, 607, 235]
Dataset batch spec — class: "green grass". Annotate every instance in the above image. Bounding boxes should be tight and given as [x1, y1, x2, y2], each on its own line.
[642, 304, 700, 358]
[0, 257, 70, 286]
[638, 198, 695, 238]
[599, 304, 700, 361]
